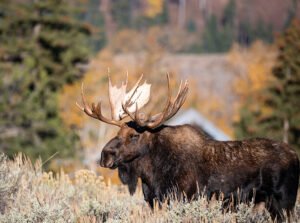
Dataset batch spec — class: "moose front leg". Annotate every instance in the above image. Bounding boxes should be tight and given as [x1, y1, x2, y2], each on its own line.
[142, 183, 156, 209]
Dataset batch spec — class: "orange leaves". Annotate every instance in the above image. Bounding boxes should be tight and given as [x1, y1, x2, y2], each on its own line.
[59, 82, 83, 128]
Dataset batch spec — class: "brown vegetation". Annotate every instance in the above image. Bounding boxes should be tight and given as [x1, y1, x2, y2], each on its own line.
[1, 153, 300, 222]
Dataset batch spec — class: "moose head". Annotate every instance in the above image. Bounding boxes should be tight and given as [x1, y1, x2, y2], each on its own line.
[76, 74, 189, 170]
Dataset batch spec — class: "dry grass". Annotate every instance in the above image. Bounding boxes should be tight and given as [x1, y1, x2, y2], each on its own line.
[0, 153, 299, 223]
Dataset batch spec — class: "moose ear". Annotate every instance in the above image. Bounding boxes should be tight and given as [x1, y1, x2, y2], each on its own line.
[118, 164, 138, 195]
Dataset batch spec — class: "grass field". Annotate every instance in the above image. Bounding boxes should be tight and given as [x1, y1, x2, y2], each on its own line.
[0, 154, 299, 223]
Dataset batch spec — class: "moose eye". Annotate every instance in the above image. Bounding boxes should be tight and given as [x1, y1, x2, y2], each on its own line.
[129, 134, 139, 141]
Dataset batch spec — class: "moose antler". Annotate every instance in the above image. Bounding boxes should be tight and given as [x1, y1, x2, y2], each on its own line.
[109, 74, 151, 121]
[76, 74, 151, 127]
[76, 83, 123, 127]
[122, 74, 189, 129]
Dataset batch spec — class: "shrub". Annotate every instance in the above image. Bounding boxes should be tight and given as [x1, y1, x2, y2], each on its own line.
[0, 153, 298, 222]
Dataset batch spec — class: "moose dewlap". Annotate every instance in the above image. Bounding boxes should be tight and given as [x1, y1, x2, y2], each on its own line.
[77, 74, 299, 222]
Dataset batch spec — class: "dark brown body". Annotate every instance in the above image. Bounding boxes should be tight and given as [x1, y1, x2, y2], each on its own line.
[78, 75, 298, 221]
[102, 123, 299, 221]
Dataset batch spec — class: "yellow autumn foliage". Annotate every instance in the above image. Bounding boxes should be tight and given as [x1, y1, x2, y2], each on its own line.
[145, 0, 164, 18]
[228, 41, 277, 123]
[109, 27, 196, 54]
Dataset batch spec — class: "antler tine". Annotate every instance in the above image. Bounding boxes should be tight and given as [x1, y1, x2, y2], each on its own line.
[147, 77, 189, 129]
[122, 103, 135, 121]
[121, 102, 145, 126]
[76, 83, 97, 119]
[167, 81, 189, 118]
[126, 74, 144, 106]
[77, 82, 122, 127]
[172, 80, 183, 104]
[108, 73, 135, 121]
[134, 103, 146, 126]
[146, 74, 173, 128]
[121, 74, 150, 125]
[125, 71, 129, 86]
[171, 80, 188, 109]
[75, 83, 85, 111]
[92, 102, 122, 127]
[163, 73, 174, 113]
[108, 74, 117, 119]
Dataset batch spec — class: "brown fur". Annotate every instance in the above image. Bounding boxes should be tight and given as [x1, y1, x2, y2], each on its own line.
[100, 123, 299, 222]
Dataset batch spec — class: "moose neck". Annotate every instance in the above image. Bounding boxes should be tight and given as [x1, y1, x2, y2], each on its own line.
[135, 124, 209, 190]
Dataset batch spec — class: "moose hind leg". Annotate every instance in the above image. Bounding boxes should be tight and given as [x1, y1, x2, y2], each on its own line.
[271, 163, 299, 222]
[269, 189, 298, 223]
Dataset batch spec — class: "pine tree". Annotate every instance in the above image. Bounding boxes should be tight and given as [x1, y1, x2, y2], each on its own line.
[265, 20, 300, 149]
[0, 0, 91, 162]
[111, 0, 132, 29]
[201, 0, 235, 52]
[80, 0, 106, 51]
[235, 20, 300, 151]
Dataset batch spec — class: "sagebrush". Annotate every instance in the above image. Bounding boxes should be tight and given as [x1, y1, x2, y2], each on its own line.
[0, 154, 299, 223]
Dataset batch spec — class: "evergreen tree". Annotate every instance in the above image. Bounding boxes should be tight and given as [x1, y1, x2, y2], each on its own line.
[284, 0, 298, 29]
[222, 0, 235, 27]
[238, 20, 273, 46]
[0, 0, 91, 162]
[201, 0, 235, 53]
[201, 15, 221, 52]
[235, 20, 300, 151]
[201, 15, 234, 53]
[80, 0, 106, 51]
[111, 0, 132, 29]
[254, 20, 273, 43]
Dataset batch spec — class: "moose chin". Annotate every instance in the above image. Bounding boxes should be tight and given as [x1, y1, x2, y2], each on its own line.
[77, 74, 299, 222]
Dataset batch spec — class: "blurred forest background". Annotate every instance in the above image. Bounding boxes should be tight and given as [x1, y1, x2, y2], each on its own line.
[0, 0, 300, 177]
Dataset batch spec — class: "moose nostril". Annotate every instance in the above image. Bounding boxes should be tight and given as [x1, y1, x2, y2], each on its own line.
[99, 157, 103, 166]
[99, 152, 106, 167]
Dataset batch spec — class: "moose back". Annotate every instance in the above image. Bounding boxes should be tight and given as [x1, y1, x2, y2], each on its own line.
[77, 74, 299, 222]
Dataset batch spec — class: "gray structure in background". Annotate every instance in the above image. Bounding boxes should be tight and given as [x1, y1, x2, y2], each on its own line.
[166, 108, 231, 141]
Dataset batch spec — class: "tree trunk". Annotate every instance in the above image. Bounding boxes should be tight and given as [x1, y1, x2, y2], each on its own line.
[283, 117, 289, 143]
[178, 0, 186, 28]
[99, 0, 116, 42]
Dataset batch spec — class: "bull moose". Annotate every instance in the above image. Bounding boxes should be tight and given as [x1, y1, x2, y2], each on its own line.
[77, 74, 299, 222]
